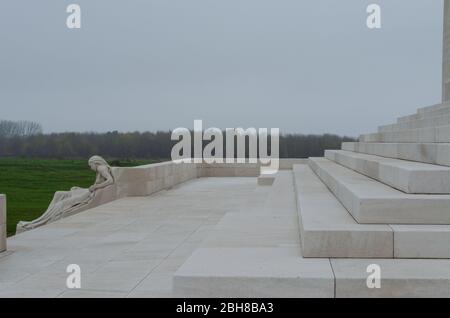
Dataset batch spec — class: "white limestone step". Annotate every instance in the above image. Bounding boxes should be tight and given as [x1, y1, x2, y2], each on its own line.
[173, 247, 335, 297]
[391, 225, 450, 259]
[397, 104, 450, 123]
[379, 112, 450, 133]
[293, 164, 393, 258]
[308, 157, 450, 224]
[324, 150, 450, 194]
[342, 141, 450, 167]
[294, 164, 450, 259]
[417, 100, 450, 114]
[361, 124, 450, 143]
[331, 258, 450, 297]
[257, 173, 276, 186]
[174, 249, 450, 297]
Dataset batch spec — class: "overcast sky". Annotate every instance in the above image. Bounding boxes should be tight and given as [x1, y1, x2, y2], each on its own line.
[0, 0, 444, 136]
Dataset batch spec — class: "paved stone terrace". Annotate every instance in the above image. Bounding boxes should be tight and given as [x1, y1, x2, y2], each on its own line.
[3, 172, 450, 298]
[0, 177, 269, 297]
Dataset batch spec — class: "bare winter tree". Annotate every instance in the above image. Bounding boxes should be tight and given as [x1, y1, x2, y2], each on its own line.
[0, 120, 43, 137]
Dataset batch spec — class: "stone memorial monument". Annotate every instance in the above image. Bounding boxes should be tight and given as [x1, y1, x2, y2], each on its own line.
[2, 2, 450, 298]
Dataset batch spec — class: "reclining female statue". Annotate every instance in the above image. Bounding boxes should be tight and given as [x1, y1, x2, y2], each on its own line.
[16, 155, 114, 233]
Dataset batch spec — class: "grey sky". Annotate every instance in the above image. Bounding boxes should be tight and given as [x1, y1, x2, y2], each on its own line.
[0, 0, 444, 136]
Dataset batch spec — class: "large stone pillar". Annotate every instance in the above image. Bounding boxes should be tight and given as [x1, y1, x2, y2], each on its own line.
[443, 0, 450, 101]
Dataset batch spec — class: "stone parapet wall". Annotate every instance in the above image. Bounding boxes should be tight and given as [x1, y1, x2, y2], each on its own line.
[198, 162, 260, 177]
[197, 159, 308, 177]
[113, 161, 199, 197]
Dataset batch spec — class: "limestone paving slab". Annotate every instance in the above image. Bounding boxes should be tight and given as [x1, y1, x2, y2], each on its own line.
[0, 177, 269, 298]
[331, 258, 450, 298]
[173, 171, 334, 297]
[173, 247, 334, 298]
[200, 172, 299, 248]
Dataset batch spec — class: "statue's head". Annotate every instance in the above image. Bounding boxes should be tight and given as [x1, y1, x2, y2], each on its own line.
[88, 155, 110, 171]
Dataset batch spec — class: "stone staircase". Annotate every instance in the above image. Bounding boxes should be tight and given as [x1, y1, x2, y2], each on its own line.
[295, 101, 450, 260]
[173, 101, 450, 297]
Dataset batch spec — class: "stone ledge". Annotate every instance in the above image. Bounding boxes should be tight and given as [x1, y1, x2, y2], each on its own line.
[392, 225, 450, 259]
[342, 142, 450, 167]
[173, 247, 334, 298]
[309, 157, 450, 224]
[379, 112, 450, 133]
[331, 258, 450, 298]
[293, 164, 393, 258]
[325, 149, 450, 194]
[360, 124, 450, 143]
[417, 101, 450, 114]
[397, 104, 450, 123]
[257, 174, 276, 186]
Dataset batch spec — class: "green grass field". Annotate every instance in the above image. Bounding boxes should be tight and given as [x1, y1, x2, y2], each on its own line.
[0, 158, 158, 236]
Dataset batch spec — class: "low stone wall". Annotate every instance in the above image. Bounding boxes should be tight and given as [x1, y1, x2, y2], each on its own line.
[198, 159, 308, 177]
[0, 195, 6, 252]
[113, 161, 199, 197]
[198, 162, 260, 177]
[278, 158, 308, 169]
[13, 158, 307, 234]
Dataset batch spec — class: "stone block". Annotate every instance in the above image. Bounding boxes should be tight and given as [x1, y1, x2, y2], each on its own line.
[0, 195, 6, 252]
[325, 150, 450, 194]
[309, 157, 450, 224]
[173, 247, 335, 298]
[417, 101, 450, 114]
[397, 105, 450, 123]
[257, 174, 275, 186]
[293, 165, 393, 258]
[391, 225, 450, 259]
[343, 142, 450, 167]
[331, 259, 450, 298]
[0, 194, 5, 225]
[379, 112, 450, 133]
[0, 225, 6, 253]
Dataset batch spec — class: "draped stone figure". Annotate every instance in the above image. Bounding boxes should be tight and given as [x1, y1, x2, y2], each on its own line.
[16, 156, 114, 234]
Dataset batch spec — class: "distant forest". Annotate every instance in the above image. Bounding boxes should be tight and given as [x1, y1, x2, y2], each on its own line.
[0, 120, 355, 159]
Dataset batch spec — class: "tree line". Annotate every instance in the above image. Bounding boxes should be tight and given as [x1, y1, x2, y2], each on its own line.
[0, 130, 355, 159]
